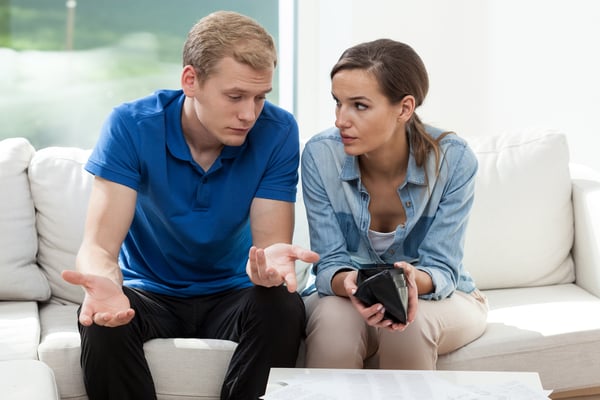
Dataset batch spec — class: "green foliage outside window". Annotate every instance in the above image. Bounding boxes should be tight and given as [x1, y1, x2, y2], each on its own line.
[0, 0, 280, 148]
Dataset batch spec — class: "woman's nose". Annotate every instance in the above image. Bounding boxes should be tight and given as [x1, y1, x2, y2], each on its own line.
[335, 111, 350, 129]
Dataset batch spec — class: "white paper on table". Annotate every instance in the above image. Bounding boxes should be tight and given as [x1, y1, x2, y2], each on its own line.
[261, 370, 551, 400]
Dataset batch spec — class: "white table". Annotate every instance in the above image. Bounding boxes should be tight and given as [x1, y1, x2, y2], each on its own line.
[264, 368, 549, 399]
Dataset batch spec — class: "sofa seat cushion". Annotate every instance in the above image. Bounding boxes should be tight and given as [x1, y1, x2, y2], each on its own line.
[37, 303, 87, 400]
[0, 137, 51, 301]
[39, 303, 238, 400]
[437, 284, 600, 392]
[145, 339, 237, 399]
[0, 359, 59, 400]
[0, 301, 41, 360]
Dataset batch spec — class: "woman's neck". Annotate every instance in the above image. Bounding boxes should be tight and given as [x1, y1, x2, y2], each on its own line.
[359, 134, 410, 182]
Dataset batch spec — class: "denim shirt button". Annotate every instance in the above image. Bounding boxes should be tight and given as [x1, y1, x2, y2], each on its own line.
[405, 201, 412, 207]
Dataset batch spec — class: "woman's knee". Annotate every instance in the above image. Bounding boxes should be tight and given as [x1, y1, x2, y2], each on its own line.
[304, 295, 374, 368]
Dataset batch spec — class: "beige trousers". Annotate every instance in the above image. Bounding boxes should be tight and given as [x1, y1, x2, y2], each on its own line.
[303, 289, 488, 369]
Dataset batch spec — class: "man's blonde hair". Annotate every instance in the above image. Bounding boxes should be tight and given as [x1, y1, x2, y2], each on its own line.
[183, 11, 277, 81]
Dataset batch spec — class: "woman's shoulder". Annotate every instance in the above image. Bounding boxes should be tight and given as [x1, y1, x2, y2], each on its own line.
[305, 126, 342, 146]
[301, 127, 350, 173]
[303, 127, 346, 158]
[426, 125, 474, 157]
[425, 125, 477, 172]
[425, 125, 468, 147]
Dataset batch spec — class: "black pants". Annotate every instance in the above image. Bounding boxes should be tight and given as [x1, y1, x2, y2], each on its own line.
[78, 285, 305, 400]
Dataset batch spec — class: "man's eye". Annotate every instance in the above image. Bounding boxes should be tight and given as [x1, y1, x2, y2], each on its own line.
[228, 95, 242, 101]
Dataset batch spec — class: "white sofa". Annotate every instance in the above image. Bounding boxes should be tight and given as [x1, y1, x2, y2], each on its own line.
[1, 130, 600, 399]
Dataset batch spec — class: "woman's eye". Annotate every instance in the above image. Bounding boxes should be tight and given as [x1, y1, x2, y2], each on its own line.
[355, 102, 367, 111]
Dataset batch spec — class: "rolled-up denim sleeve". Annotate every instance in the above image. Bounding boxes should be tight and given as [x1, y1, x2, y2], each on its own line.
[314, 265, 355, 297]
[301, 142, 355, 296]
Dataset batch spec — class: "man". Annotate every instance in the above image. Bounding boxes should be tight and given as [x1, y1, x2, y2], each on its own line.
[62, 10, 319, 399]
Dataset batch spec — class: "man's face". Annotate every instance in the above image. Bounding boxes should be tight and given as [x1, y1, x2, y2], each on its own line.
[188, 56, 273, 147]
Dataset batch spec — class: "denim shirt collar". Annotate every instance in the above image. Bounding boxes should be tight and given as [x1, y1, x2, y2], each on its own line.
[338, 140, 428, 186]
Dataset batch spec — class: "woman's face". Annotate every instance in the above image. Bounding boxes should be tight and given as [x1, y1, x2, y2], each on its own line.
[332, 69, 406, 156]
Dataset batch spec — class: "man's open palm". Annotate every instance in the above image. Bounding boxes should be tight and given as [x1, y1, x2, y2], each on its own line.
[62, 270, 135, 327]
[247, 243, 319, 293]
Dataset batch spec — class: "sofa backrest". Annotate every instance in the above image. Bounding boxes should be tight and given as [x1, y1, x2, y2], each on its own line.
[462, 130, 575, 290]
[28, 146, 92, 304]
[0, 130, 578, 303]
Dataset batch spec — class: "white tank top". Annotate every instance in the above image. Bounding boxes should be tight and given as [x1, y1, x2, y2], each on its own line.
[368, 229, 396, 255]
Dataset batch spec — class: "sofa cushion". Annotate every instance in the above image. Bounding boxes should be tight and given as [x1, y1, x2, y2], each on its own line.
[145, 338, 237, 399]
[0, 359, 60, 400]
[29, 146, 93, 304]
[0, 137, 51, 301]
[438, 284, 600, 392]
[37, 303, 86, 399]
[463, 130, 575, 290]
[39, 303, 238, 400]
[0, 301, 41, 360]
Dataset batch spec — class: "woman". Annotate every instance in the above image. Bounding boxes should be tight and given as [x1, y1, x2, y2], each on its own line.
[301, 39, 488, 369]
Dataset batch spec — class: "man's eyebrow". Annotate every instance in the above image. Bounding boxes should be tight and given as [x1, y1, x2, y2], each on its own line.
[225, 87, 273, 94]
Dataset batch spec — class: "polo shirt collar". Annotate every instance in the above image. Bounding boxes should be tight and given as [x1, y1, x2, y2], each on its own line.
[166, 93, 247, 164]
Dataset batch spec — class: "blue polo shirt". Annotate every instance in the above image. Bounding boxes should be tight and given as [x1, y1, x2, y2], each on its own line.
[85, 89, 300, 297]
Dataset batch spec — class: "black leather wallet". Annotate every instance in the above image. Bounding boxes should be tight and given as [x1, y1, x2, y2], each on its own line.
[353, 265, 409, 324]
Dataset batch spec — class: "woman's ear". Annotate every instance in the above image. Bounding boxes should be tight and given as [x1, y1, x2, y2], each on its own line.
[181, 65, 198, 96]
[397, 95, 416, 123]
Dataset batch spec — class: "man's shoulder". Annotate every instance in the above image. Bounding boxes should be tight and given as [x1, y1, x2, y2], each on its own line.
[248, 102, 299, 152]
[114, 89, 183, 122]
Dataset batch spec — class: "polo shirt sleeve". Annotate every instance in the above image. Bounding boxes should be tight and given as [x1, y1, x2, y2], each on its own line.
[85, 107, 142, 191]
[254, 114, 300, 203]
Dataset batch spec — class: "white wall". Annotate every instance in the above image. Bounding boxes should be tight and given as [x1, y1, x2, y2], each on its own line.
[296, 0, 600, 171]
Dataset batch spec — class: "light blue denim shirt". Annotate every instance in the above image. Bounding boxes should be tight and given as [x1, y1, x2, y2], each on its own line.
[301, 125, 479, 300]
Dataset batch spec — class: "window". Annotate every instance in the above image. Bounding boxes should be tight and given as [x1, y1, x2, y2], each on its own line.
[0, 0, 290, 148]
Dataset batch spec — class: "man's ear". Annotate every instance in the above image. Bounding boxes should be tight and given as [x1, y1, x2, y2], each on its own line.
[181, 65, 198, 96]
[397, 95, 416, 123]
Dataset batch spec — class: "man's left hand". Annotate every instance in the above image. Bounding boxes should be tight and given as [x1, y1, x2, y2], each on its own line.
[246, 243, 320, 292]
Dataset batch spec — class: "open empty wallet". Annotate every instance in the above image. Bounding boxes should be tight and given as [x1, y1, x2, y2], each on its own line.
[353, 265, 409, 324]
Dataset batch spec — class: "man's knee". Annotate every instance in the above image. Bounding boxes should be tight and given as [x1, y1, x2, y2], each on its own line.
[245, 286, 305, 332]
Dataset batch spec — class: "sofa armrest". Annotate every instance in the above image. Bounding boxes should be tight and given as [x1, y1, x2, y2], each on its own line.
[571, 164, 600, 297]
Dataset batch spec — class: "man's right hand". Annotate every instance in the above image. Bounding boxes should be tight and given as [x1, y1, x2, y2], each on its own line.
[62, 270, 135, 327]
